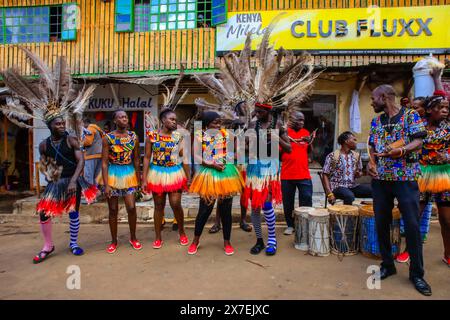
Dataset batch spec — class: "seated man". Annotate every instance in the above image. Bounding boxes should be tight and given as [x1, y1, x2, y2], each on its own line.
[322, 131, 372, 205]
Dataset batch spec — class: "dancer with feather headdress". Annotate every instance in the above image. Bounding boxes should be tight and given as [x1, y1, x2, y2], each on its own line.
[142, 70, 191, 249]
[0, 47, 97, 263]
[193, 33, 254, 234]
[194, 15, 318, 256]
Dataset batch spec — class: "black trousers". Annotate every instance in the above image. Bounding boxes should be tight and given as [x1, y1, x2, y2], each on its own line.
[281, 179, 313, 228]
[333, 184, 373, 205]
[372, 179, 424, 278]
[194, 197, 233, 241]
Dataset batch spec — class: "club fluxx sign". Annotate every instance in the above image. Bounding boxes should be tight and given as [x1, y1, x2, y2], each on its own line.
[216, 6, 450, 54]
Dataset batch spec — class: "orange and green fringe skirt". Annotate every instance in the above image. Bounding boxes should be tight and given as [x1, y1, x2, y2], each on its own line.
[189, 164, 244, 202]
[418, 164, 450, 194]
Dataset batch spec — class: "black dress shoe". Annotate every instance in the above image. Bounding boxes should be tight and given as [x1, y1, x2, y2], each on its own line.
[380, 266, 397, 280]
[410, 277, 432, 296]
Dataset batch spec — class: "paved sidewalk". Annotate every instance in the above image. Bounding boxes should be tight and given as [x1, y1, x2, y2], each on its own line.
[0, 221, 448, 300]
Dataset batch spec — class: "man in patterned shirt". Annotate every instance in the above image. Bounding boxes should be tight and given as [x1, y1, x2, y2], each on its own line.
[368, 84, 432, 296]
[322, 131, 372, 205]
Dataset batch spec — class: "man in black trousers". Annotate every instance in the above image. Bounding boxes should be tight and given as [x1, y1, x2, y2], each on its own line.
[368, 84, 432, 296]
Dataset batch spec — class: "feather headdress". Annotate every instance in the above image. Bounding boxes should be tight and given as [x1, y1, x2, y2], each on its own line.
[160, 66, 189, 111]
[192, 32, 254, 126]
[195, 14, 319, 128]
[0, 46, 97, 145]
[249, 14, 319, 118]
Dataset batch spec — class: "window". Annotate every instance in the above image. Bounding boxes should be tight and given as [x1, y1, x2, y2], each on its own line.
[135, 0, 200, 31]
[115, 0, 221, 32]
[0, 4, 77, 44]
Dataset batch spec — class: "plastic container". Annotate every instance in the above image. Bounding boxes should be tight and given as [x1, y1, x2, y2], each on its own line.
[413, 54, 444, 98]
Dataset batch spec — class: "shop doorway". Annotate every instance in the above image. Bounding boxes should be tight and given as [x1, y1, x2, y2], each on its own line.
[298, 94, 337, 169]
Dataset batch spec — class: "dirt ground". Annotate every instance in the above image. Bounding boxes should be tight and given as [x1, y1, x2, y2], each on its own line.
[0, 221, 448, 300]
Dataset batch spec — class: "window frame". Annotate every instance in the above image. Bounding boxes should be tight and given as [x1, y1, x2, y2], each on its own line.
[133, 0, 199, 32]
[115, 0, 135, 33]
[211, 0, 227, 26]
[0, 3, 75, 45]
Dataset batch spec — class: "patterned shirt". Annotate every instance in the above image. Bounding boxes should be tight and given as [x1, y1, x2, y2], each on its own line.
[369, 107, 427, 181]
[106, 131, 136, 165]
[202, 129, 227, 164]
[322, 150, 362, 190]
[420, 119, 450, 166]
[148, 130, 183, 167]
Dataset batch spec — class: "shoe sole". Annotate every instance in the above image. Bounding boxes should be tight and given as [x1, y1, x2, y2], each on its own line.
[396, 259, 410, 263]
[107, 249, 117, 254]
[225, 251, 234, 256]
[188, 244, 200, 255]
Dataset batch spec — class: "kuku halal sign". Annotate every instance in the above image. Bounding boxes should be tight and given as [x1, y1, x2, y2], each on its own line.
[216, 6, 450, 54]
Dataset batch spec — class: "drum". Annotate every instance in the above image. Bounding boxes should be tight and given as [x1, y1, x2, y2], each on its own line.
[308, 208, 330, 257]
[359, 205, 401, 259]
[294, 207, 315, 251]
[328, 204, 360, 256]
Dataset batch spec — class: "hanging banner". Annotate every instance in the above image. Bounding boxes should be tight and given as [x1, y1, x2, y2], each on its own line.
[216, 5, 450, 54]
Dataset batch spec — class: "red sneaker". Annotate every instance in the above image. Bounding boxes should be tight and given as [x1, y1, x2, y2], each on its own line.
[224, 244, 235, 256]
[152, 239, 164, 249]
[443, 257, 450, 267]
[107, 243, 118, 254]
[179, 234, 189, 246]
[188, 243, 199, 255]
[129, 239, 142, 250]
[396, 251, 410, 263]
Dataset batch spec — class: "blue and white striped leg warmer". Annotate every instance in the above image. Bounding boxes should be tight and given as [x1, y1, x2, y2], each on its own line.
[251, 209, 263, 240]
[263, 202, 277, 250]
[69, 211, 84, 255]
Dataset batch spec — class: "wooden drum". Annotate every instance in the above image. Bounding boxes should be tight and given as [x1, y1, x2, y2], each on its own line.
[308, 208, 330, 257]
[359, 205, 401, 259]
[294, 207, 315, 251]
[328, 204, 360, 256]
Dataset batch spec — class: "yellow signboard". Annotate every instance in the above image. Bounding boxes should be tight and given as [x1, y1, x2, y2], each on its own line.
[216, 6, 450, 54]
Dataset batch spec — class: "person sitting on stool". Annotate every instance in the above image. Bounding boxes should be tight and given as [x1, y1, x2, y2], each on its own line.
[322, 131, 372, 205]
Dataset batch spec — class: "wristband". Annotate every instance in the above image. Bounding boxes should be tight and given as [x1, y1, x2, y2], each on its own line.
[327, 193, 334, 198]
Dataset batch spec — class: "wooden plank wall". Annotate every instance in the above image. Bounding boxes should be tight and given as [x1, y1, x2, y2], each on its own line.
[228, 0, 450, 67]
[0, 0, 216, 76]
[229, 0, 450, 11]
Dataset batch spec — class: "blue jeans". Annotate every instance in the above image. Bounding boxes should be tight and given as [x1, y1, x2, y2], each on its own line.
[281, 179, 313, 228]
[333, 184, 372, 205]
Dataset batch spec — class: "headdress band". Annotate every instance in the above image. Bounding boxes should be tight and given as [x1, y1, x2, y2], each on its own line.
[255, 102, 273, 110]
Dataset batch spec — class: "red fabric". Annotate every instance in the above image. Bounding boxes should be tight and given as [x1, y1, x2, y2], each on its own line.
[433, 90, 448, 98]
[281, 128, 311, 180]
[242, 180, 282, 210]
[255, 102, 272, 110]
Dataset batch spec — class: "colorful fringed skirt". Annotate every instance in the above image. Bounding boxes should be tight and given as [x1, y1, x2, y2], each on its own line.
[37, 176, 98, 218]
[243, 159, 282, 209]
[189, 164, 244, 202]
[419, 164, 450, 203]
[97, 163, 138, 196]
[146, 164, 187, 194]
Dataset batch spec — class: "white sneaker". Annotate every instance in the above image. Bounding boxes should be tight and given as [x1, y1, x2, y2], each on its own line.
[284, 227, 294, 235]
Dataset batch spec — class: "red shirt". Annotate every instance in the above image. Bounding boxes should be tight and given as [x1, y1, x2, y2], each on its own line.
[281, 128, 311, 180]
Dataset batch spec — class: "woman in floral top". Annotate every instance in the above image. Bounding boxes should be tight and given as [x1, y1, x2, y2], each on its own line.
[99, 110, 141, 254]
[418, 95, 450, 266]
[142, 108, 190, 249]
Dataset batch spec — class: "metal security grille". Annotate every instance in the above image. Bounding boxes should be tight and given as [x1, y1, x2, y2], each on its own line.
[0, 5, 64, 44]
[134, 0, 212, 32]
